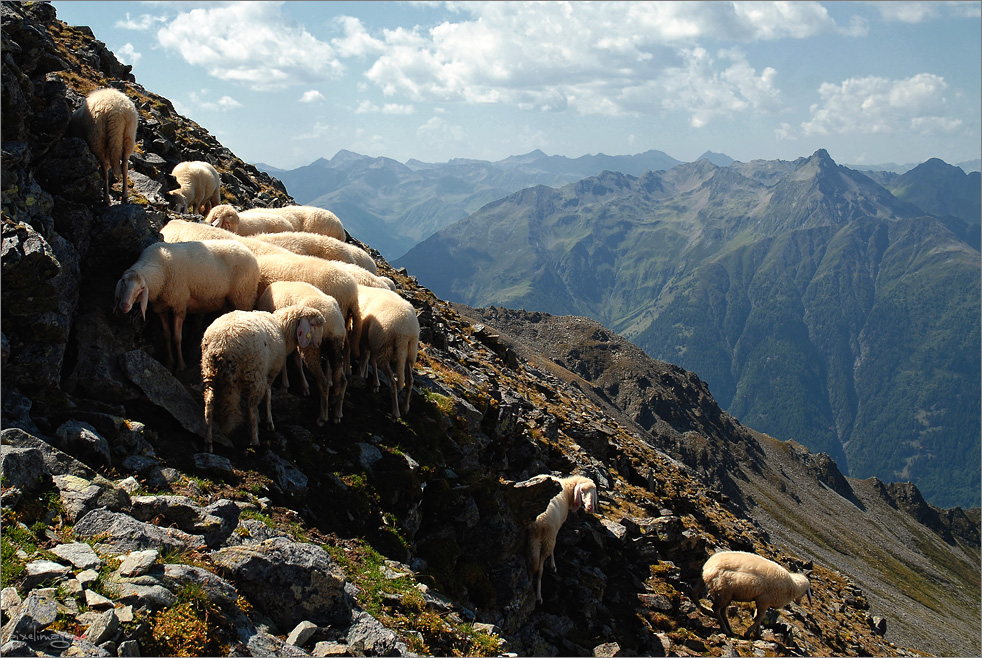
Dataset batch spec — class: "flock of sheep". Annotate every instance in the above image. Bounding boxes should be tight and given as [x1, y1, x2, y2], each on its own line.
[74, 86, 814, 637]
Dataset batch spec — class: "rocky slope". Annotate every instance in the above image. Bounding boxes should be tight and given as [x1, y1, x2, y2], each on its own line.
[1, 3, 976, 657]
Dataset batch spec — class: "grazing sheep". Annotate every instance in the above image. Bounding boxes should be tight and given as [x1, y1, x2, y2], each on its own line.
[255, 253, 362, 360]
[113, 240, 259, 371]
[527, 474, 598, 604]
[160, 218, 295, 257]
[251, 232, 378, 273]
[355, 285, 419, 418]
[257, 281, 348, 425]
[200, 305, 325, 453]
[68, 87, 138, 205]
[168, 161, 222, 216]
[698, 551, 812, 639]
[335, 261, 396, 291]
[207, 205, 295, 236]
[252, 205, 345, 240]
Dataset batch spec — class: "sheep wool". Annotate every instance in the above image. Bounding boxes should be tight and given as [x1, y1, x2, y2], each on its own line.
[251, 232, 378, 274]
[169, 161, 222, 216]
[69, 87, 138, 205]
[201, 305, 325, 453]
[700, 550, 812, 639]
[251, 205, 346, 240]
[356, 286, 419, 418]
[257, 281, 348, 425]
[114, 239, 260, 372]
[206, 205, 295, 236]
[526, 474, 599, 604]
[160, 218, 295, 257]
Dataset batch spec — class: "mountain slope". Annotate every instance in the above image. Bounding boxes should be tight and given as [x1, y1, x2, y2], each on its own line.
[397, 152, 982, 509]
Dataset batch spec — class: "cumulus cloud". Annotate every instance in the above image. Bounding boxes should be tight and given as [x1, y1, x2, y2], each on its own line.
[355, 101, 415, 114]
[116, 12, 166, 31]
[802, 73, 961, 136]
[291, 121, 335, 141]
[300, 90, 326, 104]
[156, 3, 344, 90]
[332, 16, 386, 57]
[873, 1, 980, 23]
[188, 91, 243, 112]
[355, 1, 821, 122]
[116, 43, 142, 66]
[416, 116, 465, 144]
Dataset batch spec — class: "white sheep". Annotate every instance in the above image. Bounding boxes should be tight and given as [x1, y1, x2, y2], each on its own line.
[68, 87, 138, 205]
[113, 240, 260, 371]
[160, 218, 295, 257]
[168, 161, 222, 216]
[207, 204, 295, 236]
[527, 474, 598, 604]
[256, 281, 348, 425]
[250, 232, 378, 274]
[698, 550, 813, 639]
[355, 285, 419, 418]
[255, 253, 362, 361]
[200, 305, 325, 453]
[253, 205, 345, 240]
[335, 261, 396, 292]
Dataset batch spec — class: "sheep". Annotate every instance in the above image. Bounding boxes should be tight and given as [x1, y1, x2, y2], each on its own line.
[68, 87, 138, 205]
[697, 550, 812, 639]
[527, 474, 598, 604]
[252, 205, 345, 240]
[335, 261, 396, 291]
[355, 285, 419, 418]
[256, 281, 348, 425]
[159, 218, 295, 257]
[255, 253, 362, 360]
[113, 240, 260, 371]
[200, 305, 325, 453]
[168, 161, 222, 216]
[250, 232, 378, 274]
[207, 204, 295, 236]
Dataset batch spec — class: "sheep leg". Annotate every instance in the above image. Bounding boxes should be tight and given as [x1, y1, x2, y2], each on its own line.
[121, 160, 128, 204]
[102, 165, 111, 205]
[294, 350, 310, 396]
[301, 347, 329, 425]
[263, 380, 275, 432]
[744, 602, 766, 640]
[382, 360, 400, 418]
[279, 364, 290, 389]
[247, 398, 260, 447]
[172, 309, 188, 371]
[331, 353, 347, 424]
[157, 309, 175, 371]
[712, 596, 735, 636]
[400, 358, 414, 415]
[203, 383, 215, 453]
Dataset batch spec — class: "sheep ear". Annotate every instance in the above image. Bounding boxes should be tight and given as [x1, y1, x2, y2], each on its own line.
[572, 483, 583, 511]
[113, 278, 124, 312]
[297, 317, 312, 348]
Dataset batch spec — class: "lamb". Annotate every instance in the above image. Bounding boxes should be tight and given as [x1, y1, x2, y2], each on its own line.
[256, 281, 348, 425]
[207, 205, 295, 236]
[113, 240, 260, 371]
[200, 305, 325, 453]
[168, 161, 222, 216]
[159, 218, 295, 257]
[697, 550, 812, 639]
[68, 87, 138, 205]
[356, 285, 419, 418]
[527, 474, 598, 604]
[250, 232, 378, 273]
[255, 253, 362, 360]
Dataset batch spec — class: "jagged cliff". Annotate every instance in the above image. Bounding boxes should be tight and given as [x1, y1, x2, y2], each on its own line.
[1, 3, 978, 657]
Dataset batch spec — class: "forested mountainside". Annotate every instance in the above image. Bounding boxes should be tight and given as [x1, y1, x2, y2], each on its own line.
[397, 151, 982, 510]
[1, 3, 978, 658]
[259, 149, 683, 259]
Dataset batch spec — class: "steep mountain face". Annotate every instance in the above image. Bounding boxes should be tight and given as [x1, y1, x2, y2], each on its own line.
[886, 158, 982, 248]
[397, 153, 982, 509]
[259, 149, 683, 259]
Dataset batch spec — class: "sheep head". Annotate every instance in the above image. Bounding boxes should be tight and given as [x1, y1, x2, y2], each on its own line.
[114, 270, 149, 319]
[791, 572, 812, 605]
[207, 205, 239, 232]
[571, 478, 598, 513]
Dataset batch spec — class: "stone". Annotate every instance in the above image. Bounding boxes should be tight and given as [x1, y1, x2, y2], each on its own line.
[114, 584, 177, 610]
[22, 560, 71, 589]
[193, 452, 234, 478]
[0, 445, 49, 495]
[120, 349, 208, 438]
[76, 569, 100, 589]
[117, 549, 159, 577]
[287, 620, 318, 648]
[311, 641, 348, 657]
[593, 642, 622, 657]
[128, 496, 239, 548]
[264, 450, 308, 496]
[600, 519, 628, 542]
[637, 592, 673, 611]
[1, 591, 58, 644]
[1, 428, 95, 480]
[73, 508, 206, 554]
[115, 477, 140, 493]
[244, 629, 310, 657]
[52, 473, 130, 523]
[56, 420, 112, 468]
[160, 564, 238, 609]
[356, 442, 383, 470]
[117, 639, 140, 656]
[50, 542, 102, 571]
[84, 589, 114, 610]
[210, 537, 348, 631]
[83, 608, 118, 646]
[346, 610, 409, 656]
[115, 605, 133, 623]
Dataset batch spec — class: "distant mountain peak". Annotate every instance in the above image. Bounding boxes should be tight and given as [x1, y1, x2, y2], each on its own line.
[696, 150, 735, 167]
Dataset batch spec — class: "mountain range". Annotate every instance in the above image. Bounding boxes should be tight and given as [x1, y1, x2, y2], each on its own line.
[397, 150, 981, 509]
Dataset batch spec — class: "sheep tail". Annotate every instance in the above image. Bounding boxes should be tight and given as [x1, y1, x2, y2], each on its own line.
[204, 352, 243, 433]
[104, 112, 128, 179]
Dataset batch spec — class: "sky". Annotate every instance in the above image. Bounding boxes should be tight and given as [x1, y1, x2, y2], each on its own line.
[50, 1, 982, 171]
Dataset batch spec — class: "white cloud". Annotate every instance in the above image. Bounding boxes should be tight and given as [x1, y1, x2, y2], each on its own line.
[802, 73, 962, 136]
[356, 2, 819, 121]
[872, 1, 982, 22]
[292, 121, 335, 141]
[332, 16, 386, 57]
[355, 101, 415, 115]
[116, 43, 142, 66]
[300, 90, 326, 104]
[116, 12, 166, 31]
[156, 3, 344, 91]
[188, 91, 243, 112]
[416, 116, 465, 144]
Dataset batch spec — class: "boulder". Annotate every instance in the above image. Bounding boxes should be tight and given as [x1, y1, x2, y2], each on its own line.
[121, 349, 207, 438]
[50, 542, 102, 571]
[0, 590, 58, 644]
[55, 420, 112, 468]
[73, 508, 206, 554]
[52, 473, 129, 523]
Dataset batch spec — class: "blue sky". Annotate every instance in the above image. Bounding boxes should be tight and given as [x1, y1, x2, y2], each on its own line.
[51, 1, 981, 170]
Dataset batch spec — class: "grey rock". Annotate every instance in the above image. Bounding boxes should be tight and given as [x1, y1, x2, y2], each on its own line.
[129, 496, 239, 548]
[264, 450, 309, 496]
[76, 569, 100, 589]
[311, 641, 348, 657]
[356, 442, 383, 470]
[117, 549, 158, 577]
[160, 564, 238, 609]
[1, 427, 96, 480]
[83, 589, 113, 610]
[83, 608, 118, 646]
[346, 610, 410, 656]
[1, 587, 22, 619]
[593, 642, 622, 657]
[193, 452, 234, 478]
[600, 519, 628, 542]
[245, 629, 311, 657]
[119, 455, 159, 473]
[117, 639, 140, 656]
[287, 620, 318, 648]
[210, 537, 348, 630]
[56, 420, 112, 468]
[223, 518, 288, 547]
[115, 606, 133, 624]
[120, 349, 208, 438]
[0, 445, 49, 496]
[52, 473, 129, 523]
[1, 590, 58, 644]
[114, 583, 177, 610]
[73, 508, 206, 554]
[50, 542, 102, 570]
[115, 477, 140, 493]
[22, 560, 71, 589]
